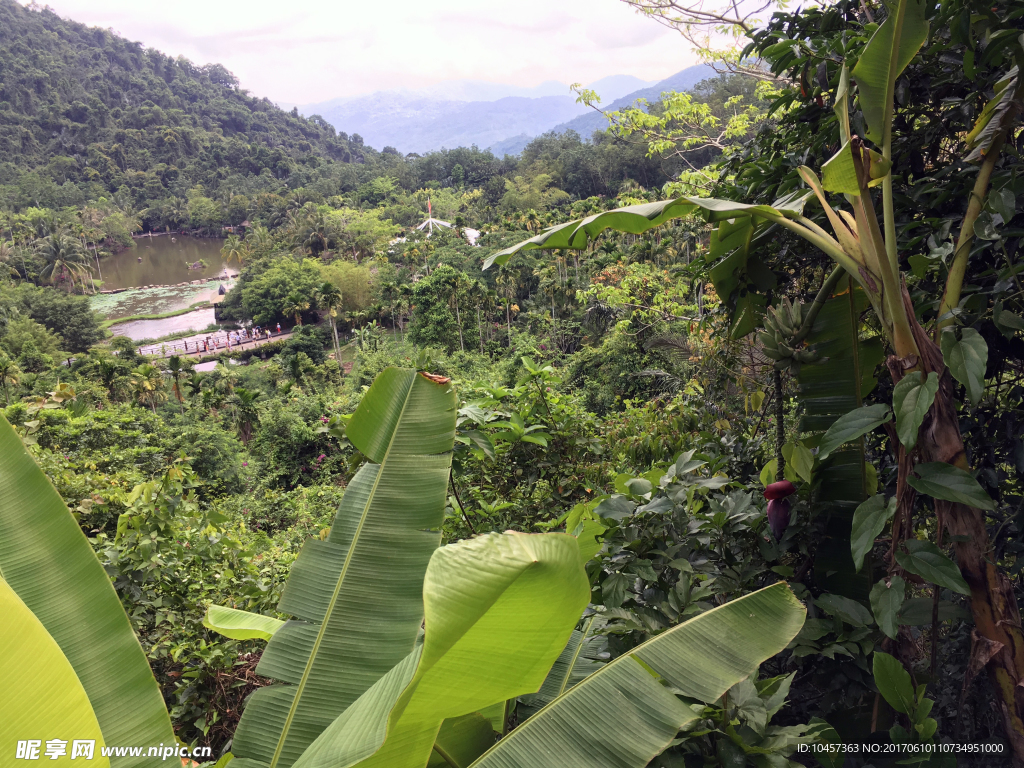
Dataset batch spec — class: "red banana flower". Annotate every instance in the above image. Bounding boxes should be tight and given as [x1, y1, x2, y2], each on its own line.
[763, 480, 796, 539]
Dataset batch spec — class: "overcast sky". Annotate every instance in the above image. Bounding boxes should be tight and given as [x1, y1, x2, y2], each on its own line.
[29, 0, 696, 105]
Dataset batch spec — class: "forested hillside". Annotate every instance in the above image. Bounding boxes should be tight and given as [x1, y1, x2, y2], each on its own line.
[0, 0, 375, 210]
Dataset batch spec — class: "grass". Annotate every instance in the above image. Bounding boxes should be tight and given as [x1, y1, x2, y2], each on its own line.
[100, 301, 213, 330]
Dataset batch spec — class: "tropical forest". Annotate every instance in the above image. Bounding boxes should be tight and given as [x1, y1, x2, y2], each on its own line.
[1, 0, 1023, 765]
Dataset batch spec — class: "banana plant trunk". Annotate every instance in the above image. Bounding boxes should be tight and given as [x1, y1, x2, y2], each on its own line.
[889, 291, 1024, 760]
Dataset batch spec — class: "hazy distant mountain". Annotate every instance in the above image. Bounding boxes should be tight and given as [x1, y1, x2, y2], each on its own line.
[488, 134, 535, 158]
[298, 68, 713, 156]
[301, 92, 591, 155]
[577, 74, 657, 102]
[551, 64, 718, 138]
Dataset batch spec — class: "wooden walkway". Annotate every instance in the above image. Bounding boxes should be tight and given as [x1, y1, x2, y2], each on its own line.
[140, 329, 293, 359]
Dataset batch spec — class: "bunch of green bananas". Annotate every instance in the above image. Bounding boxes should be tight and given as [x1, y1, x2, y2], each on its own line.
[758, 297, 821, 373]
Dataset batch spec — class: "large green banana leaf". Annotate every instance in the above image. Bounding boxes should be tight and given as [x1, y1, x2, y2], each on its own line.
[799, 281, 883, 600]
[203, 604, 285, 641]
[706, 216, 780, 339]
[0, 415, 174, 765]
[482, 193, 815, 270]
[230, 368, 457, 768]
[482, 192, 824, 340]
[516, 614, 607, 721]
[292, 532, 590, 768]
[427, 714, 498, 768]
[850, 0, 928, 145]
[0, 576, 109, 767]
[467, 583, 805, 768]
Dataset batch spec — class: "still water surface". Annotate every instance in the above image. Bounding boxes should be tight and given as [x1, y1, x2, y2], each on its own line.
[108, 308, 217, 342]
[100, 235, 228, 290]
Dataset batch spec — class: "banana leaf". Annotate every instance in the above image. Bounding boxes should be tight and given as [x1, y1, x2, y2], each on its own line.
[483, 193, 815, 269]
[798, 280, 883, 599]
[850, 0, 929, 145]
[229, 368, 457, 768]
[484, 193, 817, 338]
[0, 577, 109, 767]
[466, 583, 805, 768]
[427, 714, 498, 768]
[516, 614, 608, 721]
[0, 415, 174, 766]
[965, 65, 1021, 162]
[203, 604, 285, 641]
[291, 532, 591, 768]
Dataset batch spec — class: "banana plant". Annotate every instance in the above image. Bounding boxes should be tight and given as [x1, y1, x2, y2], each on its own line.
[291, 531, 591, 768]
[485, 0, 1024, 750]
[213, 368, 458, 768]
[468, 583, 804, 767]
[0, 414, 175, 767]
[1, 577, 109, 767]
[287, 580, 803, 768]
[515, 614, 608, 721]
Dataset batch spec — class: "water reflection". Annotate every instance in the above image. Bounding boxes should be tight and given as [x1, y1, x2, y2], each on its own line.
[108, 308, 217, 342]
[99, 235, 228, 290]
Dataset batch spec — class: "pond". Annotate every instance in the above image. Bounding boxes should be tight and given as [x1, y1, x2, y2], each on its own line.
[99, 235, 228, 290]
[107, 308, 217, 342]
[91, 281, 230, 321]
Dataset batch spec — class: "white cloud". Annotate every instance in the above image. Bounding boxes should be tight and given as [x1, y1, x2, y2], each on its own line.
[29, 0, 695, 103]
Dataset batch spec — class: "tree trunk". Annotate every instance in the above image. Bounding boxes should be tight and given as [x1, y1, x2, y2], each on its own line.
[889, 290, 1024, 761]
[330, 316, 342, 374]
[454, 296, 464, 352]
[774, 368, 786, 481]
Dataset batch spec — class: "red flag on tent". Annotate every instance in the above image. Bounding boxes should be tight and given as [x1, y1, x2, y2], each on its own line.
[428, 197, 431, 217]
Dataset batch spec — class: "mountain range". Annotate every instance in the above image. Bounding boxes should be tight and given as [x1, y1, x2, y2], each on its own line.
[297, 65, 716, 157]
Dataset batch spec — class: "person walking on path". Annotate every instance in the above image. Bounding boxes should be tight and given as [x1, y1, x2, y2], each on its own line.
[276, 323, 282, 335]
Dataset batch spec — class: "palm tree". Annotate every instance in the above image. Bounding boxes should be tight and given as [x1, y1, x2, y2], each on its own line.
[524, 209, 540, 233]
[378, 279, 399, 338]
[396, 284, 413, 341]
[81, 350, 122, 400]
[467, 280, 488, 353]
[246, 224, 272, 253]
[36, 228, 93, 293]
[111, 190, 143, 228]
[0, 240, 20, 278]
[314, 281, 344, 372]
[184, 371, 205, 405]
[282, 292, 310, 327]
[228, 387, 260, 444]
[0, 354, 20, 405]
[446, 272, 467, 353]
[165, 198, 190, 230]
[496, 268, 518, 346]
[211, 363, 237, 396]
[293, 205, 334, 257]
[165, 355, 189, 413]
[222, 234, 246, 265]
[131, 364, 167, 413]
